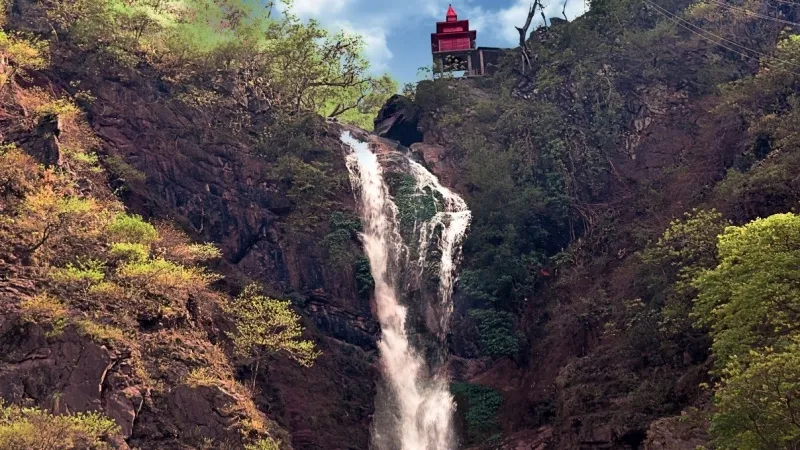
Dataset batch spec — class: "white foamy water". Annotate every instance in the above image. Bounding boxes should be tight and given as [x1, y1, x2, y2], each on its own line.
[407, 159, 472, 339]
[341, 131, 470, 450]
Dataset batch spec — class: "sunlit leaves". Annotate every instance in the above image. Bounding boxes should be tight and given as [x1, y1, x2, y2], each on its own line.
[227, 284, 319, 368]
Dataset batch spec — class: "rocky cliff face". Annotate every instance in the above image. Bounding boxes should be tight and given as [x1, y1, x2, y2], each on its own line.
[68, 66, 379, 450]
[0, 29, 382, 447]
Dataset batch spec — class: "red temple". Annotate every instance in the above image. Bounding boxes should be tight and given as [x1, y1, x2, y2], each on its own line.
[431, 5, 477, 53]
[430, 5, 501, 77]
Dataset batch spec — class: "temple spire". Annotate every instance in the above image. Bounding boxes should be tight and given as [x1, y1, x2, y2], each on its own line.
[446, 4, 457, 22]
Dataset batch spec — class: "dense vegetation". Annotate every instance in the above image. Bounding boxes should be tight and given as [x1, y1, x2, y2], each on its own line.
[406, 0, 800, 447]
[3, 0, 800, 447]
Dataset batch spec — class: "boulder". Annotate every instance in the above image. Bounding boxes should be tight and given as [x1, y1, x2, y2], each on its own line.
[374, 94, 423, 147]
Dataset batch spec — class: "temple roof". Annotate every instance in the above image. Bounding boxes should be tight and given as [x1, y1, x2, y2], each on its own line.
[446, 5, 457, 21]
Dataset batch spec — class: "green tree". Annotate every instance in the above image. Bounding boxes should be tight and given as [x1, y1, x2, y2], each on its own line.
[39, 0, 395, 126]
[692, 213, 800, 368]
[227, 284, 319, 388]
[711, 340, 800, 450]
[692, 213, 800, 449]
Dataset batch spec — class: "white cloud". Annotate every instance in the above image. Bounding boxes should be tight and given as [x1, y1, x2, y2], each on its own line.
[334, 20, 394, 73]
[289, 0, 355, 17]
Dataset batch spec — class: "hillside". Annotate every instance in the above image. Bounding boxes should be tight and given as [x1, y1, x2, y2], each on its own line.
[1, 0, 800, 449]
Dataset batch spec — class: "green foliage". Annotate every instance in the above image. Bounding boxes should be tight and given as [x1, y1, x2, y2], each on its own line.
[450, 382, 504, 442]
[639, 209, 728, 332]
[692, 214, 800, 448]
[19, 294, 68, 336]
[75, 319, 125, 343]
[166, 243, 221, 264]
[185, 367, 221, 388]
[50, 259, 107, 287]
[227, 284, 320, 370]
[16, 187, 106, 261]
[245, 438, 281, 450]
[711, 340, 800, 450]
[322, 73, 398, 129]
[34, 98, 79, 121]
[0, 30, 48, 86]
[103, 155, 146, 185]
[0, 402, 119, 450]
[693, 213, 800, 369]
[109, 242, 149, 261]
[275, 155, 340, 230]
[105, 213, 158, 245]
[642, 209, 727, 282]
[354, 257, 374, 300]
[322, 211, 361, 266]
[468, 309, 520, 358]
[386, 174, 437, 231]
[42, 0, 395, 125]
[116, 258, 217, 296]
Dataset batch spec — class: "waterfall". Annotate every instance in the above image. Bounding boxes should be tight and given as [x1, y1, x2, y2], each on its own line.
[341, 131, 471, 450]
[407, 159, 471, 340]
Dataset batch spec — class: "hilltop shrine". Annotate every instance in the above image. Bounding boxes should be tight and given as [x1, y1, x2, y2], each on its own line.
[431, 4, 501, 76]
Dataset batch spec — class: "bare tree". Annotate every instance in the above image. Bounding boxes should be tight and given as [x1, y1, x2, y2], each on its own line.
[515, 0, 544, 73]
[563, 0, 569, 20]
[515, 2, 536, 73]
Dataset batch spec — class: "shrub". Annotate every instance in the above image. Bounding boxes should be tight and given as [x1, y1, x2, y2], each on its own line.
[274, 156, 339, 230]
[0, 30, 48, 86]
[693, 213, 800, 368]
[34, 99, 79, 121]
[165, 243, 221, 265]
[116, 258, 217, 296]
[641, 209, 727, 286]
[109, 242, 149, 261]
[75, 320, 125, 343]
[692, 214, 800, 448]
[103, 155, 146, 184]
[354, 257, 374, 300]
[17, 187, 105, 261]
[322, 212, 362, 266]
[63, 147, 100, 168]
[0, 402, 119, 450]
[227, 284, 319, 387]
[245, 438, 281, 450]
[450, 382, 504, 441]
[468, 309, 520, 358]
[49, 259, 106, 287]
[0, 144, 38, 198]
[711, 340, 800, 450]
[105, 213, 158, 245]
[185, 367, 222, 388]
[19, 294, 68, 335]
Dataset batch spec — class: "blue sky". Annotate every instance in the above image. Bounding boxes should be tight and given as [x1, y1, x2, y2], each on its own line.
[284, 0, 589, 85]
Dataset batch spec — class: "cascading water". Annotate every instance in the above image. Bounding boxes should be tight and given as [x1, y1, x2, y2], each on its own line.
[407, 159, 471, 340]
[341, 131, 471, 450]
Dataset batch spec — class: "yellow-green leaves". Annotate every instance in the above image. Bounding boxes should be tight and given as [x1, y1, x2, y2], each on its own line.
[692, 213, 800, 368]
[0, 402, 119, 450]
[227, 284, 319, 368]
[0, 30, 48, 86]
[19, 294, 68, 336]
[692, 213, 800, 449]
[106, 213, 158, 245]
[711, 340, 800, 449]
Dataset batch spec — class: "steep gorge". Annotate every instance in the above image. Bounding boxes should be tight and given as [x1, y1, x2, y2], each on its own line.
[2, 0, 800, 449]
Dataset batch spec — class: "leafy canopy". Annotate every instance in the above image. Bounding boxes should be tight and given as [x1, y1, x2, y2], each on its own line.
[41, 0, 396, 127]
[227, 284, 319, 368]
[692, 213, 800, 449]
